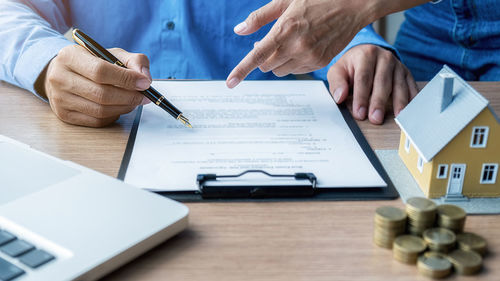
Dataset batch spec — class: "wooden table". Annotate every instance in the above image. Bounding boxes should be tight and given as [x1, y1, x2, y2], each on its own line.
[1, 81, 498, 281]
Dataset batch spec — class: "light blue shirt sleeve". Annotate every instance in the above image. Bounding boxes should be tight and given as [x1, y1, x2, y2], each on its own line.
[0, 0, 74, 97]
[311, 24, 398, 81]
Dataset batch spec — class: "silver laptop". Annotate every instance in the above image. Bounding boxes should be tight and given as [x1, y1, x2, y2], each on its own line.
[0, 135, 189, 280]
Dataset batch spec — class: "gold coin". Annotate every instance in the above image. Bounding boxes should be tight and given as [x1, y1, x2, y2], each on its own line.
[408, 225, 429, 237]
[456, 232, 487, 256]
[374, 228, 405, 238]
[422, 251, 452, 267]
[423, 228, 456, 245]
[417, 252, 452, 279]
[438, 219, 465, 230]
[374, 219, 406, 230]
[393, 235, 427, 253]
[447, 249, 482, 275]
[374, 238, 393, 249]
[373, 206, 407, 250]
[393, 251, 419, 264]
[437, 204, 466, 232]
[406, 197, 437, 213]
[374, 228, 401, 238]
[437, 204, 466, 220]
[406, 212, 436, 221]
[375, 206, 407, 222]
[408, 220, 435, 228]
[374, 231, 405, 249]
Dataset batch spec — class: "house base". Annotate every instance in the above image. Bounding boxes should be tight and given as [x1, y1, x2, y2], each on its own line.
[376, 150, 500, 214]
[441, 194, 469, 202]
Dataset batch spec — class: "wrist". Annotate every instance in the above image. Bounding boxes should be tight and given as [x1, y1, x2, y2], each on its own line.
[34, 61, 51, 101]
[361, 0, 430, 24]
[355, 0, 387, 28]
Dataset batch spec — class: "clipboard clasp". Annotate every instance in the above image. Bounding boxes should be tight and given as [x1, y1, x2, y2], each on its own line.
[197, 169, 317, 199]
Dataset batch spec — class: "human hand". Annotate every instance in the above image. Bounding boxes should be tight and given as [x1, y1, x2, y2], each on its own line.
[226, 0, 431, 89]
[226, 0, 380, 88]
[42, 45, 152, 127]
[327, 44, 418, 124]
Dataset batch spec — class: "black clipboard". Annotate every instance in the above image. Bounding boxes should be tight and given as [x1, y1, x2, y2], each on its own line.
[117, 81, 399, 202]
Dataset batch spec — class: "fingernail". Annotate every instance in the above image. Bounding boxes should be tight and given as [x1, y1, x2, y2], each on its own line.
[141, 97, 151, 105]
[142, 67, 152, 82]
[227, 77, 240, 89]
[372, 109, 384, 123]
[333, 88, 343, 103]
[136, 78, 150, 90]
[234, 22, 247, 33]
[357, 106, 367, 119]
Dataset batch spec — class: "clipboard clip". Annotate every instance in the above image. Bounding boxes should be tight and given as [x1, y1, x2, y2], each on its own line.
[197, 169, 317, 199]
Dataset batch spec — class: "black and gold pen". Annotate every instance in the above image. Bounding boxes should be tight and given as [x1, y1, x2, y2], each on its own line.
[72, 29, 192, 128]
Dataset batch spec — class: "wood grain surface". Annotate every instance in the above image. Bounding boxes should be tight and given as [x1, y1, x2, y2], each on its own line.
[0, 81, 498, 281]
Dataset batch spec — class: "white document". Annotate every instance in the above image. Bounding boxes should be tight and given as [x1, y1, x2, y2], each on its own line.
[124, 80, 387, 191]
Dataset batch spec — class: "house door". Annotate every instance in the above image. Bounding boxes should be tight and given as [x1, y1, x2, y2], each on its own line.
[447, 164, 466, 195]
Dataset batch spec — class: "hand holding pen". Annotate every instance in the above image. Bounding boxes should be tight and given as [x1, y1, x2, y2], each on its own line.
[72, 29, 191, 127]
[39, 29, 191, 128]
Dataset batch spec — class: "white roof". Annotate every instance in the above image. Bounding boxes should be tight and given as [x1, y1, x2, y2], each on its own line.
[395, 66, 490, 162]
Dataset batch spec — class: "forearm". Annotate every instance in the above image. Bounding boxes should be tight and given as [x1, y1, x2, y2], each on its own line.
[0, 0, 72, 97]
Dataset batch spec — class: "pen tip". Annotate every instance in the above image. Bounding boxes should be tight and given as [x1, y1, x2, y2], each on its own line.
[177, 114, 193, 128]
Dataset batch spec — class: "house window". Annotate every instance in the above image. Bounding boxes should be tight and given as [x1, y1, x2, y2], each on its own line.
[404, 136, 410, 153]
[437, 164, 448, 179]
[480, 164, 498, 184]
[417, 156, 424, 173]
[470, 127, 489, 148]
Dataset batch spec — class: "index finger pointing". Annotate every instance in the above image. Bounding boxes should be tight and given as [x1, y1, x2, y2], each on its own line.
[226, 36, 279, 88]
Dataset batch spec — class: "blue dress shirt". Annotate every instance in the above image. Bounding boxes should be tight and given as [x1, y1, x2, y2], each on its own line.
[0, 0, 391, 98]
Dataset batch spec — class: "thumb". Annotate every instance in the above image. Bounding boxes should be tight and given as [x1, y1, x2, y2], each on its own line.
[234, 0, 284, 35]
[109, 48, 152, 82]
[327, 64, 350, 104]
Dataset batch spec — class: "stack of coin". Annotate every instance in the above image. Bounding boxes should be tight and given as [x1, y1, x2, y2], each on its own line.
[447, 249, 483, 275]
[406, 197, 437, 236]
[456, 232, 487, 256]
[393, 235, 427, 264]
[437, 204, 466, 233]
[373, 199, 489, 277]
[417, 251, 452, 279]
[374, 206, 407, 248]
[423, 228, 456, 253]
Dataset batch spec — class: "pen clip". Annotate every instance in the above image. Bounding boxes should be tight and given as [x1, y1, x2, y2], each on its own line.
[72, 29, 94, 55]
[72, 29, 121, 64]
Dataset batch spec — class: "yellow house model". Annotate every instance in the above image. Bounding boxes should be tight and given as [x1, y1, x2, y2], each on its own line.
[395, 66, 499, 199]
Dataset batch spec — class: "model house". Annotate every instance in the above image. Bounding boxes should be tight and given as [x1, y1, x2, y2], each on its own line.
[395, 66, 499, 199]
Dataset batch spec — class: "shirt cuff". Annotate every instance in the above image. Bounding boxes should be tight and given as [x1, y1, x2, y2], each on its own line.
[13, 35, 73, 99]
[311, 24, 398, 81]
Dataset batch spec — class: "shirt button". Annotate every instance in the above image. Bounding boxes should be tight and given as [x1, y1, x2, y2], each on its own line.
[165, 21, 175, 30]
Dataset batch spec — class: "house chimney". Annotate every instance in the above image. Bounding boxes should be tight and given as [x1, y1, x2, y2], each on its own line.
[439, 73, 454, 112]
